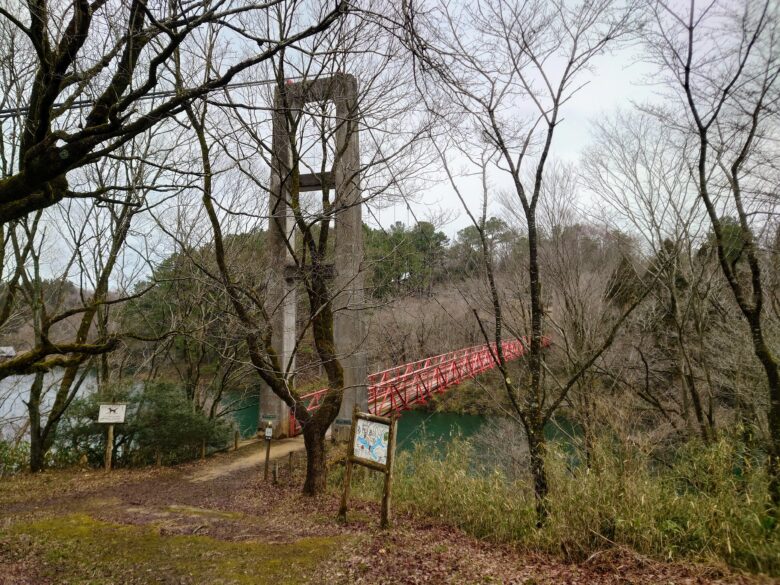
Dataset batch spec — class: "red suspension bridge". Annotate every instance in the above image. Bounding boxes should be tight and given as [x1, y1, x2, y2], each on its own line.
[289, 337, 550, 436]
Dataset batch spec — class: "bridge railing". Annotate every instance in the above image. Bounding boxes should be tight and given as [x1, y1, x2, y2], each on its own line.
[367, 338, 529, 415]
[288, 387, 329, 437]
[287, 336, 549, 436]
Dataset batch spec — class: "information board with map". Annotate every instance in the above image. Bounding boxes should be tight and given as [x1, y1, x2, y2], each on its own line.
[339, 409, 398, 528]
[353, 418, 390, 465]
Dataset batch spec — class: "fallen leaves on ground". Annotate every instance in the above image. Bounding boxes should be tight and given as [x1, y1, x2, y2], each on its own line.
[0, 447, 776, 585]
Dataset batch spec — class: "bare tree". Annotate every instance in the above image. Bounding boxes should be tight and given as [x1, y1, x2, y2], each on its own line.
[644, 0, 780, 508]
[0, 0, 348, 224]
[161, 1, 432, 494]
[0, 121, 167, 469]
[583, 111, 729, 443]
[406, 0, 641, 521]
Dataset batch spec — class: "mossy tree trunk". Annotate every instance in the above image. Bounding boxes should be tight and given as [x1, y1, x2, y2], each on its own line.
[190, 77, 350, 494]
[302, 425, 329, 495]
[28, 373, 48, 472]
[525, 421, 548, 524]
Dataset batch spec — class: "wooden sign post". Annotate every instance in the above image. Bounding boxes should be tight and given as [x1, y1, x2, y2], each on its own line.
[263, 422, 273, 481]
[338, 406, 398, 529]
[105, 423, 114, 471]
[98, 403, 127, 472]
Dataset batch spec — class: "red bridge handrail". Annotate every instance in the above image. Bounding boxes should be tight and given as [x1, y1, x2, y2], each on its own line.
[288, 336, 549, 436]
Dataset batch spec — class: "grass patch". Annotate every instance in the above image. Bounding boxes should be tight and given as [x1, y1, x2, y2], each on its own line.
[167, 504, 243, 519]
[3, 513, 347, 584]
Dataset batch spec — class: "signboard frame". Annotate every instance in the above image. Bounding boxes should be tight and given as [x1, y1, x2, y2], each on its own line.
[97, 403, 127, 472]
[338, 407, 398, 528]
[98, 403, 127, 424]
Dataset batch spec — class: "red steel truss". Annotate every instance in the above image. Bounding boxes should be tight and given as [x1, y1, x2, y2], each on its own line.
[288, 337, 549, 436]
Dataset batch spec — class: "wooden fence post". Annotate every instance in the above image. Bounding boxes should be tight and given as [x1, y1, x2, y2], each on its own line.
[381, 416, 398, 529]
[338, 406, 359, 522]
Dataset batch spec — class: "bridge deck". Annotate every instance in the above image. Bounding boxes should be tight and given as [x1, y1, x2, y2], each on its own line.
[288, 337, 549, 436]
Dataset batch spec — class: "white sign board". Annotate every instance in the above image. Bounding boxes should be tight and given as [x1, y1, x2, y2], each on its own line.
[98, 403, 127, 424]
[264, 425, 273, 440]
[353, 418, 390, 466]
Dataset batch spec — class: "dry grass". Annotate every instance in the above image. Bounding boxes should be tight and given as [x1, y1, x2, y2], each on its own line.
[343, 436, 780, 577]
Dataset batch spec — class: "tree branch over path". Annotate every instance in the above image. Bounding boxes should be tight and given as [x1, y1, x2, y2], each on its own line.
[0, 0, 349, 223]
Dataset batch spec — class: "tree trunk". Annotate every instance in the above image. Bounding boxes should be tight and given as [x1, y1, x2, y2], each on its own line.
[29, 431, 45, 472]
[302, 425, 328, 495]
[685, 369, 711, 444]
[27, 372, 45, 472]
[753, 339, 780, 509]
[29, 424, 43, 473]
[29, 419, 58, 472]
[527, 216, 543, 399]
[527, 423, 548, 526]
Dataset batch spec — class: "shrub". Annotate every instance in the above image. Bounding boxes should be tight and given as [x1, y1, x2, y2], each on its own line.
[0, 440, 29, 477]
[56, 381, 233, 468]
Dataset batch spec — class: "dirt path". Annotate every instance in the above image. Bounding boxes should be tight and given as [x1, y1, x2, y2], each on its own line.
[1, 448, 776, 585]
[188, 436, 305, 482]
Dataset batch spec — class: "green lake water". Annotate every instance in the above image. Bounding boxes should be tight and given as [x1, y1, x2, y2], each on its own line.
[227, 393, 579, 450]
[226, 394, 491, 443]
[395, 410, 487, 451]
[228, 393, 260, 438]
[395, 410, 579, 450]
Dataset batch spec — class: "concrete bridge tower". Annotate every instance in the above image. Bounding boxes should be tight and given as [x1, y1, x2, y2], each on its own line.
[259, 73, 368, 439]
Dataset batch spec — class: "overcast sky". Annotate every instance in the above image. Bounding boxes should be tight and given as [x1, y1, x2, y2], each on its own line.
[372, 47, 658, 239]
